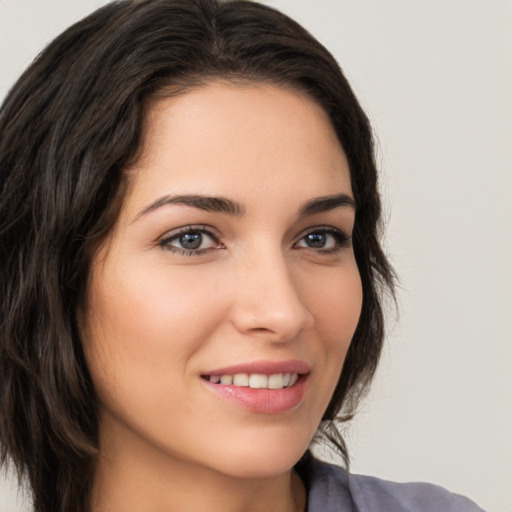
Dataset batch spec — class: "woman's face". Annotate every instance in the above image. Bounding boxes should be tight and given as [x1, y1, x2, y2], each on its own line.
[82, 81, 362, 479]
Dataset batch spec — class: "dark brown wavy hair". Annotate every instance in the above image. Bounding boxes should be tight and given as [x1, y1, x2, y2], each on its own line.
[0, 1, 395, 511]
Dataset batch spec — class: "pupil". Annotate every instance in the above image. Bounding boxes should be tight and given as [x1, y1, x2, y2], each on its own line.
[180, 232, 202, 250]
[306, 233, 326, 248]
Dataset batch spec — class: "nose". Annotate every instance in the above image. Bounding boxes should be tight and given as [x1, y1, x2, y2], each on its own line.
[229, 250, 314, 342]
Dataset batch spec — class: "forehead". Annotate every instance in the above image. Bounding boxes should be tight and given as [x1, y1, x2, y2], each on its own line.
[123, 81, 351, 217]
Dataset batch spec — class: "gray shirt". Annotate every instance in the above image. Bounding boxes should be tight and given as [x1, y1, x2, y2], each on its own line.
[295, 454, 485, 512]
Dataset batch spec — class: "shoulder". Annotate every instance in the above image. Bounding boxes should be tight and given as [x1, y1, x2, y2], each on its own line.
[347, 471, 485, 512]
[295, 454, 485, 512]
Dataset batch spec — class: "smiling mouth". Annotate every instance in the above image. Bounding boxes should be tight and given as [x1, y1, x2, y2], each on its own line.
[201, 372, 300, 390]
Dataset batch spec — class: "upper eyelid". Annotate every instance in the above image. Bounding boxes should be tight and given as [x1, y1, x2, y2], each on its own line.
[295, 225, 350, 239]
[293, 226, 352, 251]
[158, 224, 220, 242]
[157, 226, 222, 256]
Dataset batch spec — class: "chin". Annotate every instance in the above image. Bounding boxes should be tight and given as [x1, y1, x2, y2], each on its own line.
[204, 432, 310, 480]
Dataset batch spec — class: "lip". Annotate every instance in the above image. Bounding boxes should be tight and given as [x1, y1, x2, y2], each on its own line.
[200, 359, 310, 414]
[201, 359, 311, 377]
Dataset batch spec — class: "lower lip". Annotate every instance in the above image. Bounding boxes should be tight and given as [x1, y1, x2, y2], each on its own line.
[201, 375, 308, 414]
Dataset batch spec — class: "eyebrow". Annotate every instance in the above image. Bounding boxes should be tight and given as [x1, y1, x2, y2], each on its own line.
[133, 194, 246, 222]
[298, 194, 356, 217]
[133, 192, 355, 222]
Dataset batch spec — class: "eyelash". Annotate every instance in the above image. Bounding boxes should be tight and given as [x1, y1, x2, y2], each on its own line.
[158, 225, 222, 256]
[158, 225, 351, 256]
[295, 226, 352, 254]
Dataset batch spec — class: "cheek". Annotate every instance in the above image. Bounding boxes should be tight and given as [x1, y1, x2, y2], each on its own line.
[306, 261, 363, 347]
[292, 261, 362, 431]
[81, 260, 227, 402]
[94, 259, 223, 339]
[305, 261, 362, 397]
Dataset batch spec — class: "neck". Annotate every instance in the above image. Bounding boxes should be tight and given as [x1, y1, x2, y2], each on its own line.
[90, 422, 306, 512]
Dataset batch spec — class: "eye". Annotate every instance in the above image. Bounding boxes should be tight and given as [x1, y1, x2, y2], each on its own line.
[294, 227, 351, 252]
[159, 226, 222, 255]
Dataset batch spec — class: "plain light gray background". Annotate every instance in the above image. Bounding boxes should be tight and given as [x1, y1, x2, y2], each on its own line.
[1, 1, 511, 511]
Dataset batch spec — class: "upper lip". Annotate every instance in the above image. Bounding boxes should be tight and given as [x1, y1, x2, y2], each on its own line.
[202, 359, 311, 377]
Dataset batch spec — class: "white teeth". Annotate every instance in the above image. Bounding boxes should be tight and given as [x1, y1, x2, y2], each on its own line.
[233, 373, 249, 386]
[268, 373, 284, 389]
[220, 375, 233, 385]
[207, 372, 300, 389]
[249, 374, 268, 389]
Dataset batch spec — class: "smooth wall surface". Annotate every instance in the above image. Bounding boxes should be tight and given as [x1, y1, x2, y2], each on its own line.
[1, 1, 511, 511]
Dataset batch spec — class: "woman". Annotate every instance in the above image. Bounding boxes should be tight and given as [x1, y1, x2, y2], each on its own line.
[0, 1, 484, 511]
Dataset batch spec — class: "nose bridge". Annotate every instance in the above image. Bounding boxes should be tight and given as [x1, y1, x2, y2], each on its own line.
[230, 243, 313, 340]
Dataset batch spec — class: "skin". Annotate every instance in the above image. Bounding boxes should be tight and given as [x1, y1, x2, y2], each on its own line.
[81, 81, 362, 512]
